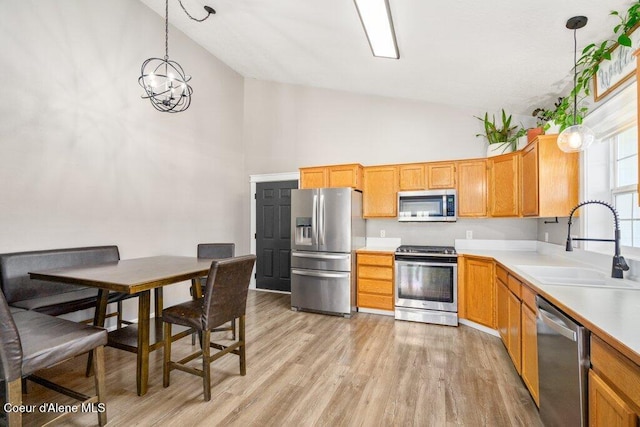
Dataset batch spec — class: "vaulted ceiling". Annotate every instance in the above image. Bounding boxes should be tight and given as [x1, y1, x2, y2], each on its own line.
[140, 0, 633, 115]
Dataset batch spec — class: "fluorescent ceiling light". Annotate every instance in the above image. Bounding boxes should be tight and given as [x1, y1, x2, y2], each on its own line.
[354, 0, 399, 59]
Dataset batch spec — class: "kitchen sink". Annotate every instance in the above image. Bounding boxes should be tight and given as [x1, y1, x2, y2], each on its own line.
[515, 265, 640, 290]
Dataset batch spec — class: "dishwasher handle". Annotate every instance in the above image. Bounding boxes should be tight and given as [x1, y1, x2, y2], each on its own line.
[538, 307, 577, 341]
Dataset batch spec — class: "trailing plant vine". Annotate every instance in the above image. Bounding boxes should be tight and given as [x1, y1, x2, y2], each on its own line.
[551, 2, 640, 131]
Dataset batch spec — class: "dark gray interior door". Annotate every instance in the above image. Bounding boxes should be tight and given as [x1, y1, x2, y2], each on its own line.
[256, 180, 298, 292]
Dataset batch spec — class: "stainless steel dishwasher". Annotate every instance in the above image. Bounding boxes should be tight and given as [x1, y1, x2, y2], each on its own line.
[536, 296, 590, 427]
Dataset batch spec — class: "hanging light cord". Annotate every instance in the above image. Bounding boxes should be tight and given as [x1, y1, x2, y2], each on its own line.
[164, 0, 169, 60]
[179, 0, 216, 22]
[572, 26, 577, 126]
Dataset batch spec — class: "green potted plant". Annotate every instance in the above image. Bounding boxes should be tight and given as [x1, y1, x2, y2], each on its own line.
[529, 106, 553, 142]
[475, 109, 527, 156]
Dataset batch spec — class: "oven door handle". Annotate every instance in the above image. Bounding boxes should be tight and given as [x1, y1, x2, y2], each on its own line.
[395, 260, 457, 268]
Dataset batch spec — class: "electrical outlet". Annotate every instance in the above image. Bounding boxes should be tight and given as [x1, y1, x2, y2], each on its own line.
[466, 230, 473, 240]
[380, 230, 386, 238]
[544, 232, 549, 242]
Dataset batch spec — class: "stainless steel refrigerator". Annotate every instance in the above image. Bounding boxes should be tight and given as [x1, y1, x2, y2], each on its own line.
[290, 187, 365, 317]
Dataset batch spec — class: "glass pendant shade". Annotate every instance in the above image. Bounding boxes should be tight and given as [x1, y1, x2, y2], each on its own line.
[557, 124, 595, 153]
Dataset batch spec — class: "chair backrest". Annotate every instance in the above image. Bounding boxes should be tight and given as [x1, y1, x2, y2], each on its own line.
[0, 289, 23, 382]
[202, 255, 256, 330]
[197, 243, 235, 259]
[0, 246, 120, 304]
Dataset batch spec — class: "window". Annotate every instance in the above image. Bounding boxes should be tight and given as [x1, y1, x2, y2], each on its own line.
[582, 81, 637, 255]
[612, 126, 639, 247]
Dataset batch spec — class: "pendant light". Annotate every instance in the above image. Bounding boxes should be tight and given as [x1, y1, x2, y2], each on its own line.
[139, 0, 215, 113]
[557, 16, 595, 153]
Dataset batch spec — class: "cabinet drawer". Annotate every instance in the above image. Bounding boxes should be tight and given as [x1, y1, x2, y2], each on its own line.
[358, 265, 393, 281]
[358, 253, 394, 267]
[496, 265, 508, 284]
[507, 274, 522, 299]
[358, 293, 394, 310]
[358, 278, 393, 295]
[521, 284, 537, 312]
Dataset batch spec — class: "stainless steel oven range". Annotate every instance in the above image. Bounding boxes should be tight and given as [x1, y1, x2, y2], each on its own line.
[394, 245, 458, 326]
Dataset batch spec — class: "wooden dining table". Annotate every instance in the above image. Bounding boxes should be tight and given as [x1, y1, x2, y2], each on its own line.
[29, 255, 214, 396]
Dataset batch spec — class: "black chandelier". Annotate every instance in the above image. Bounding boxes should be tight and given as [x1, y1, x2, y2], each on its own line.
[138, 0, 216, 113]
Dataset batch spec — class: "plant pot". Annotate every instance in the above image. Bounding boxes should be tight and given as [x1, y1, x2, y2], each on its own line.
[545, 120, 561, 134]
[486, 142, 514, 157]
[527, 127, 544, 143]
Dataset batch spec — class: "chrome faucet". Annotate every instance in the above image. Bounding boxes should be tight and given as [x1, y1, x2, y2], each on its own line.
[566, 200, 630, 279]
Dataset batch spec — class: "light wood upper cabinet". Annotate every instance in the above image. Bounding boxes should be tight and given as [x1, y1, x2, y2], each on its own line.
[521, 135, 578, 217]
[398, 163, 425, 191]
[300, 164, 363, 190]
[300, 167, 327, 189]
[363, 165, 398, 218]
[328, 164, 363, 190]
[488, 152, 520, 217]
[427, 162, 456, 189]
[456, 159, 488, 217]
[357, 251, 394, 311]
[459, 256, 495, 329]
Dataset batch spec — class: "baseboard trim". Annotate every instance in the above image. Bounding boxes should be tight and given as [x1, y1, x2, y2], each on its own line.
[459, 318, 500, 337]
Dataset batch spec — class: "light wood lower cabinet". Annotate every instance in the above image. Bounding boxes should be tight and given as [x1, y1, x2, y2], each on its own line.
[590, 335, 640, 426]
[496, 266, 522, 375]
[357, 251, 394, 311]
[521, 287, 539, 406]
[459, 256, 495, 328]
[590, 370, 637, 427]
[496, 264, 538, 406]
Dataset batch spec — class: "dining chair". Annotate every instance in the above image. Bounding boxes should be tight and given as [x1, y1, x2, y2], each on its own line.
[193, 243, 236, 343]
[162, 254, 256, 401]
[0, 290, 108, 426]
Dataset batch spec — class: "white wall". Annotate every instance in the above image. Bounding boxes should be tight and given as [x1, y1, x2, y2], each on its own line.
[0, 1, 246, 318]
[242, 79, 512, 173]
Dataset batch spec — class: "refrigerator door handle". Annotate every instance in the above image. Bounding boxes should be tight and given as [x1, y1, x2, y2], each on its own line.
[312, 194, 318, 245]
[292, 252, 350, 260]
[319, 194, 325, 246]
[292, 268, 350, 279]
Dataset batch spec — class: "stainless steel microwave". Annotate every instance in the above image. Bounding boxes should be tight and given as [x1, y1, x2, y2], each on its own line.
[397, 190, 457, 222]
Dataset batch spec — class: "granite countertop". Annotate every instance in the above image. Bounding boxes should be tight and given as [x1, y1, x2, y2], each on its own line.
[458, 247, 640, 366]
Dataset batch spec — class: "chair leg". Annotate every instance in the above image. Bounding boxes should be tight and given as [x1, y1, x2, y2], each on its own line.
[117, 301, 123, 329]
[239, 315, 246, 376]
[202, 329, 211, 401]
[92, 346, 107, 427]
[5, 378, 22, 427]
[231, 318, 236, 340]
[163, 322, 172, 388]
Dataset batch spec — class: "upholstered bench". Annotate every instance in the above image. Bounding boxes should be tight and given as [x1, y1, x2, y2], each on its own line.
[0, 246, 133, 322]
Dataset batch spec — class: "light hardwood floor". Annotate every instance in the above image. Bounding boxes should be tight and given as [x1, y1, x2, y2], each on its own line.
[15, 290, 542, 426]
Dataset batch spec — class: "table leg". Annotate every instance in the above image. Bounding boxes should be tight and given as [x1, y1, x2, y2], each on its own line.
[154, 287, 163, 318]
[191, 278, 203, 299]
[86, 289, 109, 377]
[137, 290, 150, 396]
